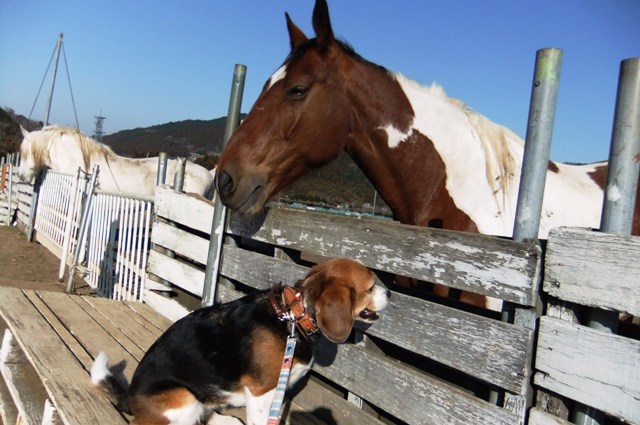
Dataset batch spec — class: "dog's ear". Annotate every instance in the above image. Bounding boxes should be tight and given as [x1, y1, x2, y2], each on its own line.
[315, 282, 354, 343]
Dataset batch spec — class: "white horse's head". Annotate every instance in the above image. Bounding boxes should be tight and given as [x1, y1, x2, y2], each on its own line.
[18, 127, 40, 183]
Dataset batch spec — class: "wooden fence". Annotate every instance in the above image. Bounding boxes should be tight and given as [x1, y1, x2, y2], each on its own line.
[139, 184, 639, 425]
[5, 165, 638, 424]
[530, 227, 639, 425]
[144, 186, 539, 424]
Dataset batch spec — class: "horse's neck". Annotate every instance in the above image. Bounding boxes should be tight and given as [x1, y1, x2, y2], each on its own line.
[344, 68, 482, 230]
[48, 139, 86, 174]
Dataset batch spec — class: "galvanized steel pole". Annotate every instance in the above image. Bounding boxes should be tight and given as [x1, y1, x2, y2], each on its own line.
[66, 165, 100, 293]
[513, 48, 563, 242]
[156, 152, 168, 186]
[573, 57, 640, 425]
[202, 64, 247, 307]
[173, 157, 186, 192]
[600, 57, 640, 235]
[495, 48, 562, 411]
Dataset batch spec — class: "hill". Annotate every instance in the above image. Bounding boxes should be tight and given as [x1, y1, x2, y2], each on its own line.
[0, 109, 390, 216]
[0, 108, 43, 157]
[103, 116, 232, 159]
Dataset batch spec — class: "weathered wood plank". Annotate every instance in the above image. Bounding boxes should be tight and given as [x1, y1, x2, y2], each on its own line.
[34, 291, 140, 381]
[154, 185, 214, 233]
[534, 316, 640, 424]
[143, 289, 191, 322]
[220, 245, 309, 290]
[286, 377, 386, 425]
[544, 227, 640, 315]
[367, 290, 531, 394]
[125, 297, 174, 331]
[147, 250, 205, 296]
[528, 408, 573, 425]
[0, 366, 19, 425]
[1, 329, 48, 424]
[228, 207, 541, 306]
[0, 287, 127, 424]
[65, 297, 146, 361]
[151, 220, 209, 265]
[314, 342, 519, 425]
[221, 246, 531, 393]
[83, 295, 168, 337]
[23, 291, 94, 371]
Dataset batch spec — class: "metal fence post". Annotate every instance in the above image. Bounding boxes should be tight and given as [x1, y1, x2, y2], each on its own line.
[573, 57, 640, 425]
[156, 152, 168, 186]
[173, 157, 186, 192]
[59, 168, 82, 281]
[494, 48, 562, 414]
[6, 164, 13, 225]
[27, 174, 42, 242]
[66, 165, 100, 293]
[513, 48, 563, 242]
[600, 57, 640, 236]
[202, 64, 247, 307]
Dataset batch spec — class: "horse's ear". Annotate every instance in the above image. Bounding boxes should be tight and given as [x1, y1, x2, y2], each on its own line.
[286, 12, 308, 51]
[20, 126, 30, 138]
[312, 0, 335, 52]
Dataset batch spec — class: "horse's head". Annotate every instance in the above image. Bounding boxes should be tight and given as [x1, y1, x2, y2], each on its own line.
[216, 0, 353, 214]
[17, 127, 40, 183]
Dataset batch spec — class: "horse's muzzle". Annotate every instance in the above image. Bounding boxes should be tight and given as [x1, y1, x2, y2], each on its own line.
[216, 168, 267, 215]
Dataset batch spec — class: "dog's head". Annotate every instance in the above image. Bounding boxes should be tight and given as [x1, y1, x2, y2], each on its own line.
[297, 258, 390, 343]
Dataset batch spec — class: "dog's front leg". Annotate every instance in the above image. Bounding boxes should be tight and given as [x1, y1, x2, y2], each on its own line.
[244, 386, 276, 425]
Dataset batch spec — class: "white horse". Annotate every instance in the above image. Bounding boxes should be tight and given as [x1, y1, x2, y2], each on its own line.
[18, 125, 215, 198]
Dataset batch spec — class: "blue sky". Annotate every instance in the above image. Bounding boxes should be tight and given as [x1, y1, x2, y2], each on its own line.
[1, 1, 638, 163]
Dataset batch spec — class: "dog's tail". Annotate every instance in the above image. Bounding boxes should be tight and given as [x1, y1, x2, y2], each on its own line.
[91, 352, 132, 414]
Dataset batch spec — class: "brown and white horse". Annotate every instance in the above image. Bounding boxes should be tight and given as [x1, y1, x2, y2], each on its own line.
[216, 0, 639, 239]
[19, 125, 215, 198]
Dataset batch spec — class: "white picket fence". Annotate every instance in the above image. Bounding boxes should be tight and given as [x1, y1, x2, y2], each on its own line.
[32, 170, 86, 279]
[5, 167, 153, 302]
[86, 192, 153, 301]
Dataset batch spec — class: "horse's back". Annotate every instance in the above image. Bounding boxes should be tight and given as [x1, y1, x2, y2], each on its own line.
[539, 161, 607, 237]
[184, 161, 215, 198]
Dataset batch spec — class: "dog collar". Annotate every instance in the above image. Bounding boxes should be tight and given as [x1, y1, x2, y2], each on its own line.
[269, 284, 319, 336]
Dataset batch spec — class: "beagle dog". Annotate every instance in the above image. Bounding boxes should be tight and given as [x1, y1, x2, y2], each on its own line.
[91, 258, 389, 425]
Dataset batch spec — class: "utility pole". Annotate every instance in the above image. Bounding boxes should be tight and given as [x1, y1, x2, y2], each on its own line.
[44, 33, 63, 126]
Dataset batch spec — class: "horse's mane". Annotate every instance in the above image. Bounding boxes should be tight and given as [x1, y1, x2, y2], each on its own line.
[30, 125, 117, 171]
[421, 82, 519, 197]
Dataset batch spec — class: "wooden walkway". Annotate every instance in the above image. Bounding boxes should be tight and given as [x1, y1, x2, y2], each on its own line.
[0, 287, 343, 425]
[0, 286, 172, 425]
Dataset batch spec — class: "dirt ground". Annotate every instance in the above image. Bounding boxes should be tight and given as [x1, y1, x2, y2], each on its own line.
[0, 225, 80, 292]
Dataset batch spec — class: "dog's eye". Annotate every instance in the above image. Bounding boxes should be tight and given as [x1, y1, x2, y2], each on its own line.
[367, 285, 375, 293]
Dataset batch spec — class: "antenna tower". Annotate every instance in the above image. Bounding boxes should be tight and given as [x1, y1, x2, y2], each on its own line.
[93, 114, 106, 142]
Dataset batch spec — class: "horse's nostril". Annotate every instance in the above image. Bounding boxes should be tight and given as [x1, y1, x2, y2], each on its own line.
[217, 171, 234, 197]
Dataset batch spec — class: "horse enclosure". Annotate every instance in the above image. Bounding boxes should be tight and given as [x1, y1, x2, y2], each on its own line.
[1, 57, 639, 424]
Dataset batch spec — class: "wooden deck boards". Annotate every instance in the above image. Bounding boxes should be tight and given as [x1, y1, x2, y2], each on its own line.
[0, 286, 171, 425]
[0, 286, 342, 425]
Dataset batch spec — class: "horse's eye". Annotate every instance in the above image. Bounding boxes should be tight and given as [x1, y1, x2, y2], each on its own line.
[286, 85, 309, 99]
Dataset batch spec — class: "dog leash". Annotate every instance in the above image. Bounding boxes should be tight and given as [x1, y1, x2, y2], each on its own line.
[266, 322, 297, 425]
[267, 284, 320, 424]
